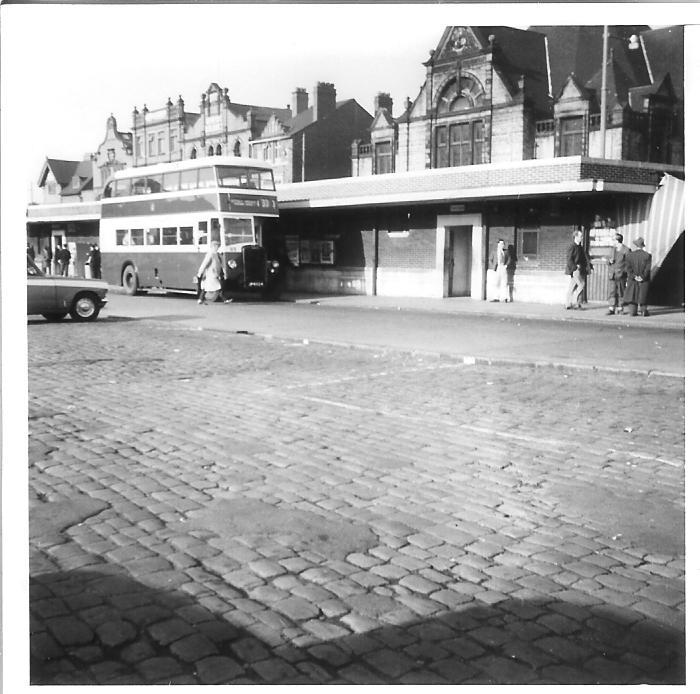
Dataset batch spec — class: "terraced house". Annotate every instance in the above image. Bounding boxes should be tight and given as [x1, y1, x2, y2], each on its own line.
[277, 25, 684, 305]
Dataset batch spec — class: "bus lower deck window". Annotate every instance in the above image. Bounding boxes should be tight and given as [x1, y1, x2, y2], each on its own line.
[162, 227, 177, 245]
[116, 229, 130, 245]
[131, 229, 145, 245]
[179, 227, 194, 245]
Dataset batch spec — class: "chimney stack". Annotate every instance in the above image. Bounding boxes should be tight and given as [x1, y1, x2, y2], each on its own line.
[313, 82, 336, 121]
[291, 88, 308, 117]
[374, 92, 393, 116]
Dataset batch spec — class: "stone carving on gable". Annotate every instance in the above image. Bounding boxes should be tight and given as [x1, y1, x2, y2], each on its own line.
[437, 27, 481, 60]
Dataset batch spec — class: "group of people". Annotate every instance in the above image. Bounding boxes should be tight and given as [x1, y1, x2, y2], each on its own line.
[565, 229, 652, 316]
[27, 242, 101, 279]
[490, 239, 518, 303]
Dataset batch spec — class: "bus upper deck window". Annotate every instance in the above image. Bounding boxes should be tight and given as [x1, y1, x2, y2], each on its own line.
[115, 179, 133, 197]
[260, 171, 275, 190]
[162, 171, 179, 192]
[180, 169, 198, 190]
[146, 175, 163, 193]
[197, 167, 216, 189]
[216, 166, 245, 188]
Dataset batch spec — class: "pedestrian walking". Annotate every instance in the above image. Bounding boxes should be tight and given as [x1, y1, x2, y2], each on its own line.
[622, 237, 652, 316]
[491, 239, 508, 302]
[564, 229, 592, 310]
[90, 244, 102, 279]
[607, 233, 630, 315]
[196, 240, 232, 304]
[505, 243, 517, 303]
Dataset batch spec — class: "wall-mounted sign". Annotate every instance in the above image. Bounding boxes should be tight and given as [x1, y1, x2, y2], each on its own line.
[449, 204, 466, 213]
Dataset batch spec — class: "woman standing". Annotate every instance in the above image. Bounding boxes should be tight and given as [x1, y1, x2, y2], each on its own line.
[491, 239, 508, 302]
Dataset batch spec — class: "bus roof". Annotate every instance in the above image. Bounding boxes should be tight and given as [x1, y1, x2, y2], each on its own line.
[110, 156, 272, 180]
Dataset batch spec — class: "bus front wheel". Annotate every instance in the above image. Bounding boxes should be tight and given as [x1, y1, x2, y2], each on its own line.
[122, 264, 138, 295]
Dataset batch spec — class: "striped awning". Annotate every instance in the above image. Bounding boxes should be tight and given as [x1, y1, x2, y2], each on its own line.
[615, 173, 685, 275]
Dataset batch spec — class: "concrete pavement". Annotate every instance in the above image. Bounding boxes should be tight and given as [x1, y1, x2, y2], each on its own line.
[103, 290, 685, 378]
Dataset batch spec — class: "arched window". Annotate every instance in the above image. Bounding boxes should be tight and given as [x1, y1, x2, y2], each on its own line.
[216, 144, 222, 156]
[190, 148, 197, 159]
[434, 74, 486, 168]
[436, 75, 485, 114]
[233, 140, 241, 157]
[207, 145, 214, 156]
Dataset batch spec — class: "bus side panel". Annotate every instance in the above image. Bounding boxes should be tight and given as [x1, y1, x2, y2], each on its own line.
[102, 251, 206, 291]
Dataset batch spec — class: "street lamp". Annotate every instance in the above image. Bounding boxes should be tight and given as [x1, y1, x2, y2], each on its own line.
[600, 27, 640, 158]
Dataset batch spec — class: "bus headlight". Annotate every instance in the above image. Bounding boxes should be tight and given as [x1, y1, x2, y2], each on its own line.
[227, 260, 237, 269]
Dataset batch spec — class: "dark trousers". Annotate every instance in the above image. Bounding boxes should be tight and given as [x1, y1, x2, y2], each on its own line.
[607, 277, 626, 308]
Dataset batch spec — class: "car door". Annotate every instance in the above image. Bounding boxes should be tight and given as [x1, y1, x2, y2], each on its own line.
[27, 263, 57, 315]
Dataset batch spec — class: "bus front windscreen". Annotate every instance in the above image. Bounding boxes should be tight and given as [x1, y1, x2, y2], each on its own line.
[223, 218, 255, 247]
[216, 166, 275, 191]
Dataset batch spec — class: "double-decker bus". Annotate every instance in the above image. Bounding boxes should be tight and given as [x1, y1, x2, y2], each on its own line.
[99, 156, 281, 297]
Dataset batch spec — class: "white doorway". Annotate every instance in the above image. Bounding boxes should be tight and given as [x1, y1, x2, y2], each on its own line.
[437, 213, 484, 299]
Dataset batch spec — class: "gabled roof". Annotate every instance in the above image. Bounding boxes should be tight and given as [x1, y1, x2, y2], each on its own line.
[585, 51, 640, 109]
[430, 26, 551, 116]
[556, 73, 594, 102]
[38, 158, 77, 187]
[628, 73, 676, 111]
[59, 159, 94, 196]
[282, 98, 355, 137]
[371, 107, 395, 130]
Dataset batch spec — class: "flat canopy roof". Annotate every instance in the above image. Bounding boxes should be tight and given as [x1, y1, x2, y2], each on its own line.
[278, 157, 684, 210]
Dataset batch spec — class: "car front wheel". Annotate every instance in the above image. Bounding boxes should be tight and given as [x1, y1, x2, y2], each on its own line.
[70, 293, 101, 321]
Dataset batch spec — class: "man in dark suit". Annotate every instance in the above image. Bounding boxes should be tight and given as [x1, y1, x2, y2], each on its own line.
[623, 237, 652, 316]
[564, 229, 592, 310]
[607, 233, 630, 315]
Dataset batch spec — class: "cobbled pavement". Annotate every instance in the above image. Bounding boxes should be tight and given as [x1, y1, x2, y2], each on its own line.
[27, 318, 685, 684]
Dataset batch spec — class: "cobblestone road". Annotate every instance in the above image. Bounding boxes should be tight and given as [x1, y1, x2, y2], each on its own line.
[28, 317, 685, 684]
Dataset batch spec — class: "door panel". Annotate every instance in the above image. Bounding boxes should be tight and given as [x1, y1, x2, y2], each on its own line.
[446, 226, 472, 296]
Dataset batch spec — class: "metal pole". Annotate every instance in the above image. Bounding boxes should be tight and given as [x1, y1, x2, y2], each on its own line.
[600, 25, 609, 158]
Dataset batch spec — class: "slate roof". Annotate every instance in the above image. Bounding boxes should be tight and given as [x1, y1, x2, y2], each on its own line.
[39, 158, 93, 195]
[641, 25, 684, 100]
[529, 25, 651, 103]
[282, 99, 354, 137]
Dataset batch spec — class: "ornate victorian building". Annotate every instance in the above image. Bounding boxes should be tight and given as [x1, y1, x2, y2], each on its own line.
[352, 25, 683, 176]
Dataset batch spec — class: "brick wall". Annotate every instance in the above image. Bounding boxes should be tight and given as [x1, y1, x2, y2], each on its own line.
[491, 105, 525, 163]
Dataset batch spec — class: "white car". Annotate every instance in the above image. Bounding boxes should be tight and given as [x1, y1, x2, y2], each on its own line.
[27, 256, 108, 321]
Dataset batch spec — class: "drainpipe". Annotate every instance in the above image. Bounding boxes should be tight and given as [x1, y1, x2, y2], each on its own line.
[600, 26, 609, 158]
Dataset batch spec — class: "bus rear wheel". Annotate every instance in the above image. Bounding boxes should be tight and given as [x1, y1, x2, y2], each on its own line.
[122, 264, 138, 295]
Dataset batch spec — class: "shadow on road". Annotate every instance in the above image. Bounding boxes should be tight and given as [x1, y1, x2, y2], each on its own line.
[30, 568, 684, 685]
